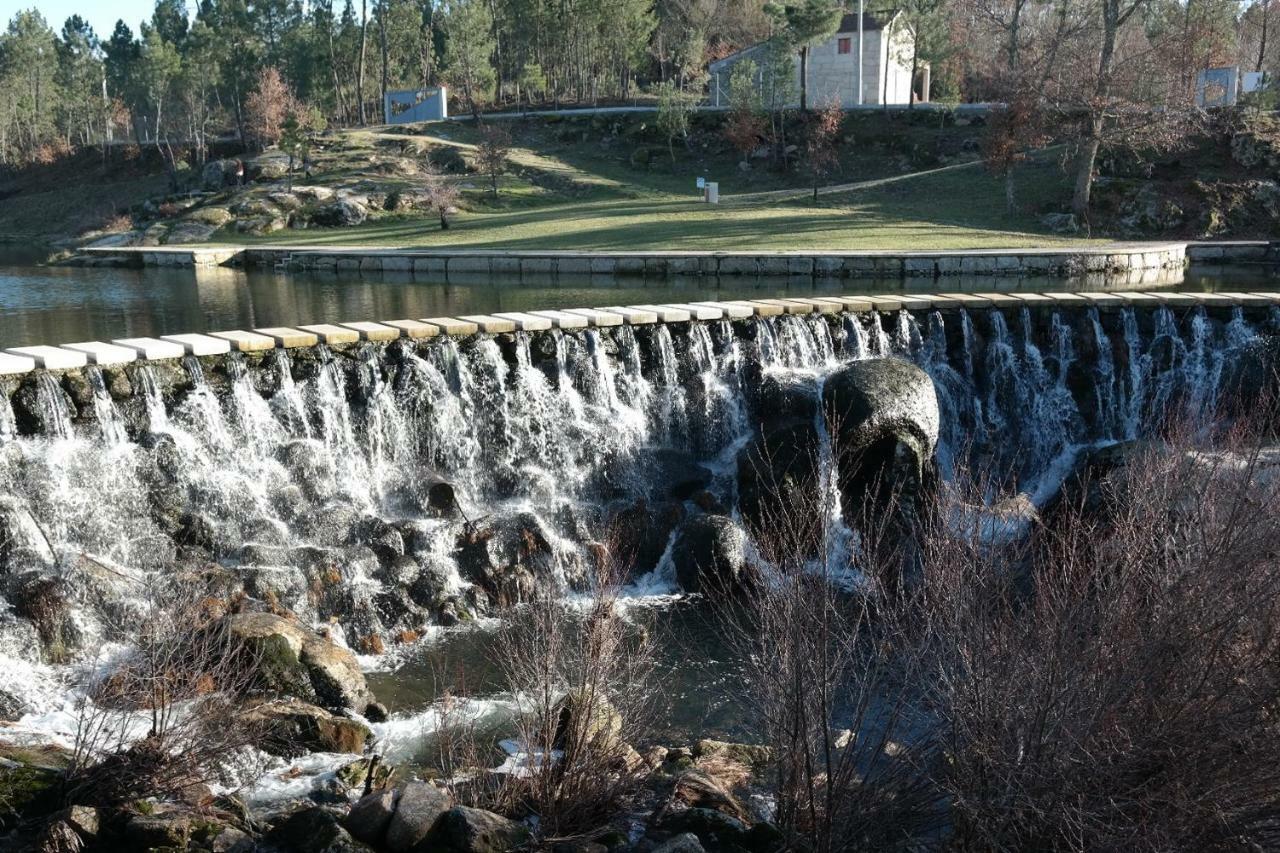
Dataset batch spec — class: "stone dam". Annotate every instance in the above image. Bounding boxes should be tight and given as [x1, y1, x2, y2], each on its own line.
[0, 290, 1277, 717]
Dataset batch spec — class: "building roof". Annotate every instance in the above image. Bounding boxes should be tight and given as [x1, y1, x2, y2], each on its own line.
[838, 11, 892, 32]
[708, 9, 899, 69]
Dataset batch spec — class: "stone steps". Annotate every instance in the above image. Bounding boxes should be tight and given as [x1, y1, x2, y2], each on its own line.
[1, 290, 1274, 376]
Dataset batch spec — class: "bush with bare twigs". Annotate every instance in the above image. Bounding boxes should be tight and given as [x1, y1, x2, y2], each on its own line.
[426, 542, 658, 839]
[423, 165, 461, 230]
[719, 431, 945, 853]
[904, 411, 1280, 852]
[61, 581, 267, 812]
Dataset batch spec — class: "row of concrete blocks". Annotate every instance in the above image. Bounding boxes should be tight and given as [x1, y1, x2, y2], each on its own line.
[3, 289, 1275, 377]
[1187, 243, 1277, 263]
[275, 248, 1187, 279]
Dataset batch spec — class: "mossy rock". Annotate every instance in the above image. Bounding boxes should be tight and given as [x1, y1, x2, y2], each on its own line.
[693, 739, 773, 772]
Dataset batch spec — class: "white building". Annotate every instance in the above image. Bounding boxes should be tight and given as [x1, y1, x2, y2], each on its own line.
[709, 12, 920, 109]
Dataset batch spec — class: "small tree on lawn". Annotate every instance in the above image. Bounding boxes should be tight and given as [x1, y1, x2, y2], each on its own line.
[723, 59, 768, 169]
[804, 97, 843, 201]
[982, 95, 1049, 215]
[656, 80, 695, 164]
[425, 166, 461, 229]
[280, 106, 326, 191]
[245, 66, 295, 150]
[475, 122, 512, 196]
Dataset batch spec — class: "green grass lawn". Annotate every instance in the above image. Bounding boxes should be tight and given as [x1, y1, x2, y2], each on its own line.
[225, 149, 1093, 252]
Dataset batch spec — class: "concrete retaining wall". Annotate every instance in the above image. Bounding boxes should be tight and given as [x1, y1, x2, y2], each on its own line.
[79, 244, 1191, 280]
[1186, 241, 1280, 264]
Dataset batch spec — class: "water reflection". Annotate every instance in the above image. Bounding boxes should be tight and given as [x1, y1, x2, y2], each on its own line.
[0, 252, 1272, 350]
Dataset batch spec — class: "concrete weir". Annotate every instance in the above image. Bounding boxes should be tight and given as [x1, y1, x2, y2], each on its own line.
[2, 289, 1278, 378]
[77, 243, 1203, 280]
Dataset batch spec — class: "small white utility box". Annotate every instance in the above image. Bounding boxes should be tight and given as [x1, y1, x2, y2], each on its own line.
[704, 182, 719, 204]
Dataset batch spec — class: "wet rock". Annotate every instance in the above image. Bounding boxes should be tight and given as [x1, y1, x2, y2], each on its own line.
[125, 809, 198, 848]
[553, 690, 623, 752]
[427, 805, 531, 852]
[0, 496, 55, 574]
[821, 358, 939, 520]
[752, 373, 819, 431]
[8, 573, 75, 662]
[693, 739, 772, 772]
[456, 512, 559, 605]
[652, 835, 707, 853]
[736, 420, 820, 532]
[0, 743, 70, 827]
[225, 611, 375, 712]
[671, 515, 749, 595]
[610, 499, 685, 577]
[670, 769, 752, 822]
[10, 377, 74, 437]
[658, 809, 749, 851]
[242, 697, 371, 757]
[268, 806, 375, 852]
[385, 781, 452, 852]
[279, 439, 337, 501]
[345, 787, 401, 846]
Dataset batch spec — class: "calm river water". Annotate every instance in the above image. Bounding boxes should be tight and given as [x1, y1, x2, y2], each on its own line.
[0, 247, 1275, 350]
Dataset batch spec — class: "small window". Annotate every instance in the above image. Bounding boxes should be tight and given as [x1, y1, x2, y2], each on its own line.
[837, 37, 852, 54]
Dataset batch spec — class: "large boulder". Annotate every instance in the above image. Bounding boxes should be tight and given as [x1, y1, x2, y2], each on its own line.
[344, 787, 401, 847]
[201, 159, 238, 191]
[383, 781, 452, 852]
[242, 698, 371, 757]
[165, 221, 218, 244]
[313, 199, 369, 228]
[427, 806, 530, 853]
[820, 358, 939, 520]
[671, 515, 749, 595]
[268, 807, 375, 852]
[226, 611, 376, 713]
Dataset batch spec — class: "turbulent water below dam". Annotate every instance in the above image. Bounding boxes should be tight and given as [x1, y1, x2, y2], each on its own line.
[0, 301, 1276, 775]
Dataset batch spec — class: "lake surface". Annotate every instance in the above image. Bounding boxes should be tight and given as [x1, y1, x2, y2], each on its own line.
[0, 249, 1276, 350]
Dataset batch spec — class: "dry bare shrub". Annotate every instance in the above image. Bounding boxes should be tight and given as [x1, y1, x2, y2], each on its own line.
[488, 551, 658, 837]
[425, 536, 658, 840]
[907, 410, 1280, 852]
[63, 580, 267, 810]
[721, 433, 945, 853]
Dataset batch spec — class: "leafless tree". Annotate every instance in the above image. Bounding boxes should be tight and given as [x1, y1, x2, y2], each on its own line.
[424, 165, 462, 230]
[475, 122, 512, 196]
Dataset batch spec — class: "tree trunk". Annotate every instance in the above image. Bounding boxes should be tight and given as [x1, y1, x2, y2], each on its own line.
[358, 0, 369, 125]
[1004, 165, 1016, 215]
[908, 45, 918, 110]
[1259, 0, 1271, 73]
[379, 0, 389, 123]
[1072, 1, 1121, 218]
[1072, 128, 1101, 219]
[799, 46, 809, 111]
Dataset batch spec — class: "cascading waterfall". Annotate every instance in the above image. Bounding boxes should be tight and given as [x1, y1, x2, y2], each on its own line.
[35, 373, 73, 441]
[87, 367, 127, 445]
[0, 304, 1269, 721]
[0, 394, 16, 442]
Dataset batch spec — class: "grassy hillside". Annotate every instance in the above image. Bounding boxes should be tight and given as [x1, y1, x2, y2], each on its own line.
[0, 111, 1107, 252]
[219, 111, 1087, 251]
